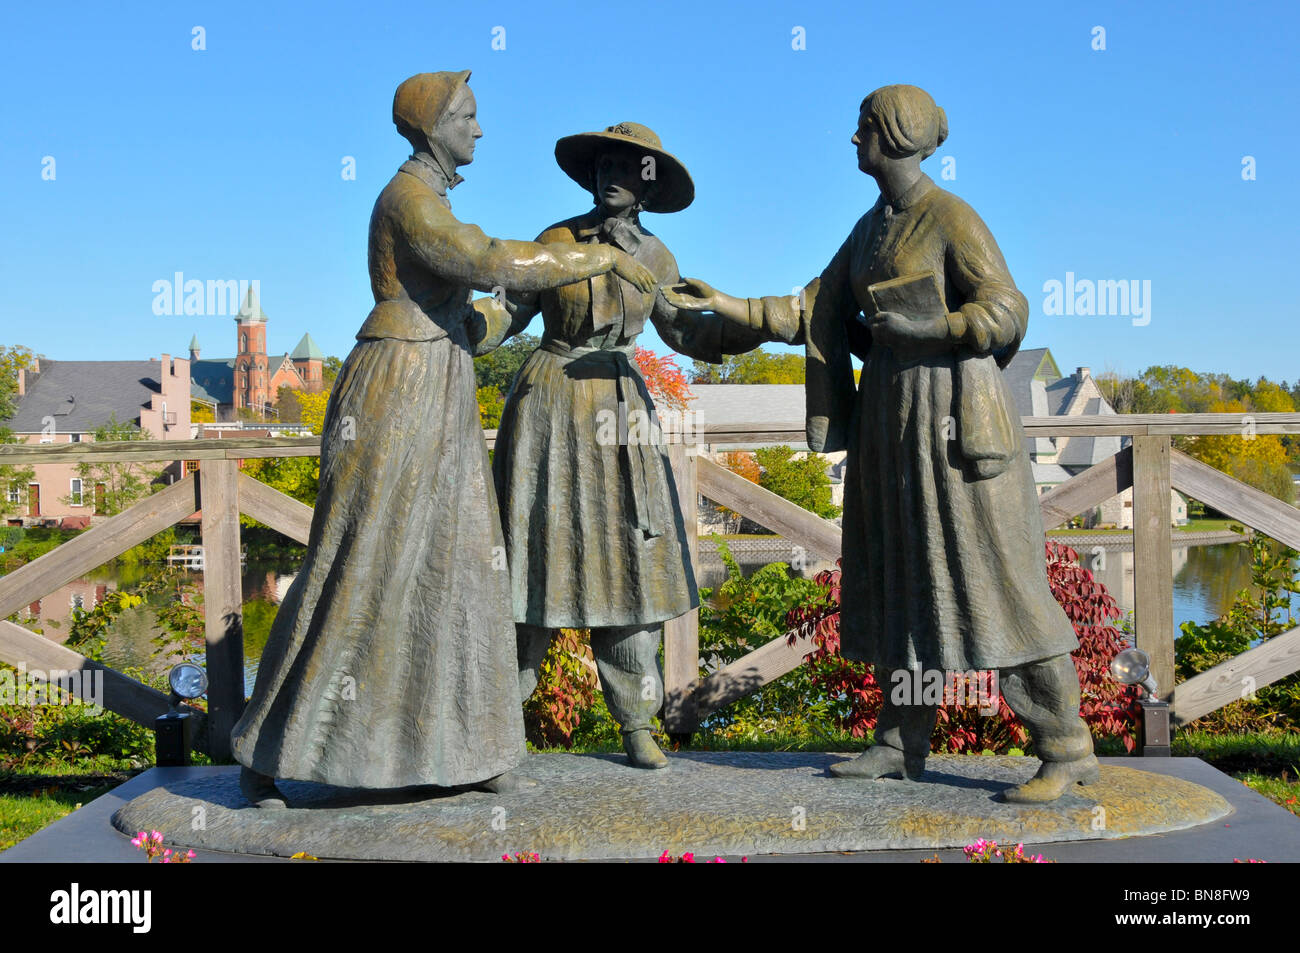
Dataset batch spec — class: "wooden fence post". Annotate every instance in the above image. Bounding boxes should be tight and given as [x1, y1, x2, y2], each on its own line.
[199, 461, 245, 761]
[663, 427, 700, 735]
[1132, 435, 1176, 706]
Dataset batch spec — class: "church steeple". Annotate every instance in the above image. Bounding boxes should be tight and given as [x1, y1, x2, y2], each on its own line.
[234, 289, 269, 413]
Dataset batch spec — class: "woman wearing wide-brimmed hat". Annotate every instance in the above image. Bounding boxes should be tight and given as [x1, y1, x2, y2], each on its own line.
[230, 73, 658, 805]
[492, 122, 766, 768]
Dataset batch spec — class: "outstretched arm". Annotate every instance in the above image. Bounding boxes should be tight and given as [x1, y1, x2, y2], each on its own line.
[656, 231, 860, 452]
[399, 195, 657, 295]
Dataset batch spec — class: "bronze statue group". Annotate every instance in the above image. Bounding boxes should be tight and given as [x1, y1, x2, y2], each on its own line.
[230, 71, 1098, 808]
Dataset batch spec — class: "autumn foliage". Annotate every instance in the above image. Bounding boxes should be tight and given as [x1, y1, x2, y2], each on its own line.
[634, 347, 693, 412]
[784, 541, 1141, 753]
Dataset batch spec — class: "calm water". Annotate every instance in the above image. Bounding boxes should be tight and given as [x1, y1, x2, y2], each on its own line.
[17, 540, 1299, 691]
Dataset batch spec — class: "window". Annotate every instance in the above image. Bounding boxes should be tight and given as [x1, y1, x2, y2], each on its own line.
[70, 432, 82, 442]
[6, 485, 19, 505]
[70, 478, 83, 506]
[241, 334, 248, 352]
[70, 593, 84, 610]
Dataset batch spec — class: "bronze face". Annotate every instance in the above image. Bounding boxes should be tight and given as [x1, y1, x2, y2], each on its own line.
[852, 107, 883, 176]
[435, 86, 482, 167]
[594, 146, 649, 214]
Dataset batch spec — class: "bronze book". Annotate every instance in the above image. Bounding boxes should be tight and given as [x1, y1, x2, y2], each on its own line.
[867, 271, 946, 320]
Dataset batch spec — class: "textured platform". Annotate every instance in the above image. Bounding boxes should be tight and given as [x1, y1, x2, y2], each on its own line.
[108, 752, 1232, 862]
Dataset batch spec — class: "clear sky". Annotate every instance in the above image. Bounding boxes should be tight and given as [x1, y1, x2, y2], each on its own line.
[2, 0, 1297, 383]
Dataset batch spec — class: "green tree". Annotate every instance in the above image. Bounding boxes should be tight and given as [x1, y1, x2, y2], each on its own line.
[1117, 366, 1298, 502]
[67, 416, 162, 516]
[0, 345, 40, 517]
[322, 356, 343, 385]
[274, 386, 304, 423]
[474, 333, 539, 396]
[690, 349, 805, 384]
[755, 445, 841, 519]
[477, 385, 505, 429]
[242, 391, 328, 507]
[0, 345, 40, 421]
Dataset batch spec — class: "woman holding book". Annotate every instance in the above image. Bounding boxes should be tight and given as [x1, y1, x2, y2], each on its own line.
[663, 84, 1095, 802]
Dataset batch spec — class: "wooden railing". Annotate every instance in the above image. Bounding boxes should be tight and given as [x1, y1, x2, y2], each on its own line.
[2, 412, 1298, 758]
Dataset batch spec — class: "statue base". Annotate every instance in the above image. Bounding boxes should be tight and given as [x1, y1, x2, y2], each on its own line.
[109, 752, 1231, 862]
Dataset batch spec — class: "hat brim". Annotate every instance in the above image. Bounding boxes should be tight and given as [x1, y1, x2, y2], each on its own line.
[554, 131, 694, 213]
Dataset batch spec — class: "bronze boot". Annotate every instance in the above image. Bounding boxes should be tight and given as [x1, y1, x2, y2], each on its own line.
[623, 729, 669, 769]
[239, 766, 287, 809]
[1003, 754, 1100, 803]
[828, 743, 926, 779]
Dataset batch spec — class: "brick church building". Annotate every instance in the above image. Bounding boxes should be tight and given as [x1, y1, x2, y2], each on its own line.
[189, 288, 325, 420]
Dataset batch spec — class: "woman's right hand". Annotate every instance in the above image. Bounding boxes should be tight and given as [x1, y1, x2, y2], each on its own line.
[611, 249, 660, 294]
[660, 277, 720, 312]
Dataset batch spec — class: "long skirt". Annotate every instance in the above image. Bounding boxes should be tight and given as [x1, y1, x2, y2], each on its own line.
[230, 329, 524, 788]
[838, 348, 1079, 673]
[491, 341, 698, 628]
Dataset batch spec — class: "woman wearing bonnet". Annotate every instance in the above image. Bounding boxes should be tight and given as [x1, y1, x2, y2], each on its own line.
[230, 71, 657, 805]
[665, 85, 1097, 802]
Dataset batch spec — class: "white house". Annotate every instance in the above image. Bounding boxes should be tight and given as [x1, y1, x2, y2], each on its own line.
[1002, 348, 1187, 528]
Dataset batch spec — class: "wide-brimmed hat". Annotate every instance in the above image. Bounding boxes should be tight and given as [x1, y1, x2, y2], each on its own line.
[554, 122, 694, 213]
[393, 69, 472, 141]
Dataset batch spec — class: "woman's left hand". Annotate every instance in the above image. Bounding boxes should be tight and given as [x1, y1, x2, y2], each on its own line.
[868, 311, 949, 351]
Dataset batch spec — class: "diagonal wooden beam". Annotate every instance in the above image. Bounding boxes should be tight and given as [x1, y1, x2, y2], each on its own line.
[1170, 625, 1300, 727]
[1169, 450, 1300, 551]
[0, 477, 200, 619]
[0, 620, 208, 749]
[694, 627, 821, 716]
[237, 473, 314, 545]
[1037, 446, 1133, 530]
[696, 456, 842, 560]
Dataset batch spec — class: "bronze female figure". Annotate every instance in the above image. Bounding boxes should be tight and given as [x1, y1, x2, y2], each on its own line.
[664, 85, 1097, 802]
[230, 73, 657, 805]
[491, 122, 757, 768]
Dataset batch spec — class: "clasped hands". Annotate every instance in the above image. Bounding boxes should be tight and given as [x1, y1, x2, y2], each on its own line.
[662, 277, 955, 355]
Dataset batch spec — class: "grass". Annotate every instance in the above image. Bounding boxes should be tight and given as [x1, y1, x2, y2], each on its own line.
[1236, 772, 1300, 816]
[0, 782, 117, 853]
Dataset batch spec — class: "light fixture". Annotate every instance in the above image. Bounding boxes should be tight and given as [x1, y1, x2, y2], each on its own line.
[156, 663, 208, 767]
[1109, 648, 1159, 701]
[1110, 648, 1170, 757]
[168, 663, 208, 704]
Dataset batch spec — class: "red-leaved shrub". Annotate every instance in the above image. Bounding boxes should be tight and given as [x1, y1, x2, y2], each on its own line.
[785, 541, 1141, 753]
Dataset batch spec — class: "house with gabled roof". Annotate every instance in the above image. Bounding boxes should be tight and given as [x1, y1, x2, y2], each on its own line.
[1002, 347, 1186, 527]
[3, 354, 190, 524]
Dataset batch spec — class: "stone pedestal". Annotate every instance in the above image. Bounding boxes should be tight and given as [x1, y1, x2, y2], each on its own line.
[111, 752, 1232, 862]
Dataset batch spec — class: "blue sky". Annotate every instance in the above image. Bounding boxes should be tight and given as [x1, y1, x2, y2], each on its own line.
[2, 0, 1297, 383]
